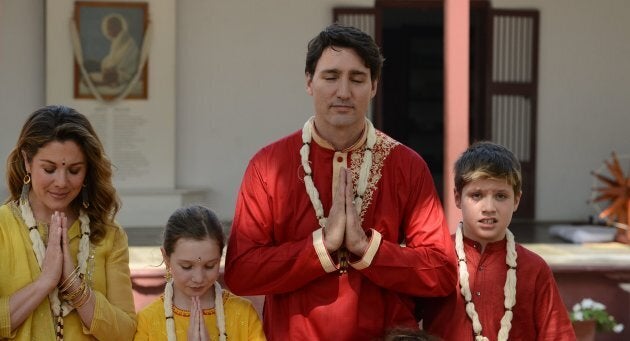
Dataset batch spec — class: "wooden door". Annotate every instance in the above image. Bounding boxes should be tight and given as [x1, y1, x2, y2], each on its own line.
[484, 10, 539, 219]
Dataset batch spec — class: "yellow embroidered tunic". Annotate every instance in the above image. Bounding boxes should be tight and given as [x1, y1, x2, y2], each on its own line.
[0, 203, 137, 340]
[134, 290, 266, 341]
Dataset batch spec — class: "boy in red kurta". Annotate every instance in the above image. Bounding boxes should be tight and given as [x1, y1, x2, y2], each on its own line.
[419, 141, 575, 340]
[225, 24, 457, 340]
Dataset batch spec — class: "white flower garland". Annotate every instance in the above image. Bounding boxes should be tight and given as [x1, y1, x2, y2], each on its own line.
[300, 116, 376, 227]
[163, 280, 226, 341]
[19, 198, 91, 340]
[455, 222, 517, 341]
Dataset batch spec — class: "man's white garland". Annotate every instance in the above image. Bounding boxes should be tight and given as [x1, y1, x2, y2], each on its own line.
[69, 18, 153, 104]
[455, 222, 517, 341]
[163, 279, 226, 341]
[19, 198, 91, 326]
[300, 116, 376, 228]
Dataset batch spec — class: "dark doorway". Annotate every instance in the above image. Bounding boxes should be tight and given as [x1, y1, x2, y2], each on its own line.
[380, 6, 490, 200]
[382, 8, 445, 198]
[334, 2, 537, 219]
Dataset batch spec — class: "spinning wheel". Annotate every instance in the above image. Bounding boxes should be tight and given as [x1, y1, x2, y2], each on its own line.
[590, 152, 630, 243]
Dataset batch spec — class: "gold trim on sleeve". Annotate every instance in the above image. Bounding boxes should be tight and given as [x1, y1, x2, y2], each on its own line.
[350, 229, 382, 270]
[312, 228, 338, 273]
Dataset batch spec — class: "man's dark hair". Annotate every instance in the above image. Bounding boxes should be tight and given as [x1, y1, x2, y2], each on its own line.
[305, 23, 384, 81]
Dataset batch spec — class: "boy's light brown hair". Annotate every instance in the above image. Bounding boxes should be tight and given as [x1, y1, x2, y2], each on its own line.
[454, 141, 522, 195]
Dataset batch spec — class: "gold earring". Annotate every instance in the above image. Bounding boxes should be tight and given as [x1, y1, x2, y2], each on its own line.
[81, 183, 89, 209]
[20, 173, 31, 204]
[164, 267, 172, 282]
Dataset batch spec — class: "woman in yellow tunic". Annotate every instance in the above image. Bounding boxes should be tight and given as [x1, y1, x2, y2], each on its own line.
[134, 205, 265, 341]
[0, 105, 136, 340]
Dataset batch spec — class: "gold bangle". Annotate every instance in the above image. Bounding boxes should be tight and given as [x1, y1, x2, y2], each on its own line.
[59, 266, 80, 290]
[62, 281, 85, 301]
[59, 275, 80, 294]
[69, 283, 88, 306]
[72, 287, 92, 308]
[59, 273, 82, 294]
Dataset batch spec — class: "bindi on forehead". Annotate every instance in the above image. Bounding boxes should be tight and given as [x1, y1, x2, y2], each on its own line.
[35, 141, 85, 164]
[40, 159, 84, 167]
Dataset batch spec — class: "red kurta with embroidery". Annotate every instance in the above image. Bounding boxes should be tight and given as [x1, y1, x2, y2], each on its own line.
[420, 237, 576, 341]
[225, 125, 457, 340]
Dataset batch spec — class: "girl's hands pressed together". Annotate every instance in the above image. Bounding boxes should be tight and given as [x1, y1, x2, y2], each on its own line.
[188, 296, 209, 341]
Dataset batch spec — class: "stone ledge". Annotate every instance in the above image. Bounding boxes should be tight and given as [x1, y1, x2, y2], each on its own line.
[524, 242, 630, 272]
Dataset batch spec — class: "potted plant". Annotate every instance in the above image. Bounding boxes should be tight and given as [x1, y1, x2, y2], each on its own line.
[570, 298, 624, 341]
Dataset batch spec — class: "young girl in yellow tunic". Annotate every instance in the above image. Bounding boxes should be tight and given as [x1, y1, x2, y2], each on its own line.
[134, 205, 265, 341]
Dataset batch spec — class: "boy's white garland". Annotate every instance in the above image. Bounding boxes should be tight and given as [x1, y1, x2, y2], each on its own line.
[455, 222, 517, 341]
[163, 279, 226, 341]
[19, 198, 91, 340]
[300, 116, 376, 227]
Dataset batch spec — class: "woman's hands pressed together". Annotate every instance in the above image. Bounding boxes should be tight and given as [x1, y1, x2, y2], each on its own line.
[40, 212, 67, 291]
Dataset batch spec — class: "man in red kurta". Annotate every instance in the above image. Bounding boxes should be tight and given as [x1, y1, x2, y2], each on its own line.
[225, 24, 457, 340]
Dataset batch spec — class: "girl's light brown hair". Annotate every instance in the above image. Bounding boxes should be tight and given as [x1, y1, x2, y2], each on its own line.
[162, 205, 225, 257]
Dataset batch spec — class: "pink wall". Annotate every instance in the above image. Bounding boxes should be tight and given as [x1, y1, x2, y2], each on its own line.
[444, 0, 470, 231]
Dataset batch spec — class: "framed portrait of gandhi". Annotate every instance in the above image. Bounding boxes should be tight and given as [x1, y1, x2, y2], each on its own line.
[73, 1, 149, 101]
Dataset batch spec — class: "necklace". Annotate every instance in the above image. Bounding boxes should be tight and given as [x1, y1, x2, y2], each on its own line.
[455, 222, 517, 341]
[163, 280, 226, 341]
[19, 198, 91, 341]
[300, 116, 376, 272]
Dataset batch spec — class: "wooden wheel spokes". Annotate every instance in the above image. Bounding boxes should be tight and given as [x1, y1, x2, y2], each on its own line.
[591, 172, 618, 187]
[607, 151, 625, 184]
[592, 152, 630, 226]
